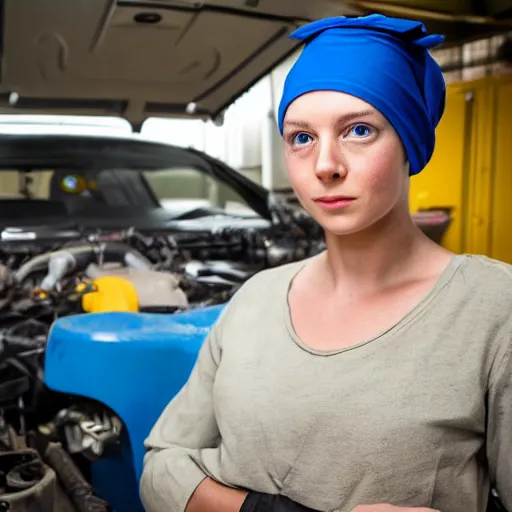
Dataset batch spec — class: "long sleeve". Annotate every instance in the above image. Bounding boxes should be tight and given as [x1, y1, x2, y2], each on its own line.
[487, 338, 512, 511]
[139, 316, 224, 512]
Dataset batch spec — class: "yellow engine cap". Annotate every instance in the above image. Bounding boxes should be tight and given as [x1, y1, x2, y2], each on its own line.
[81, 276, 139, 313]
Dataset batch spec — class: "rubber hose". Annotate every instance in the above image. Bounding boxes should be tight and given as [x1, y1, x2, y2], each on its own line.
[14, 243, 151, 283]
[44, 442, 110, 512]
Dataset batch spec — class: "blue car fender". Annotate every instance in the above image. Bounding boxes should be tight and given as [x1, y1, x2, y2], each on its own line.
[44, 304, 225, 510]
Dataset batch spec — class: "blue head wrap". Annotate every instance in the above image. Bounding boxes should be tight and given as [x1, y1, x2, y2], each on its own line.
[277, 14, 446, 176]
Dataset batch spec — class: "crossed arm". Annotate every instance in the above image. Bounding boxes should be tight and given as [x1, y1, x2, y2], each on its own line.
[139, 301, 512, 512]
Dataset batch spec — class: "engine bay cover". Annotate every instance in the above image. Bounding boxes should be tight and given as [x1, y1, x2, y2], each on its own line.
[85, 263, 189, 310]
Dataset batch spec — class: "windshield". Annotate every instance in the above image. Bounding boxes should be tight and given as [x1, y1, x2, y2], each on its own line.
[143, 168, 254, 216]
[0, 167, 254, 219]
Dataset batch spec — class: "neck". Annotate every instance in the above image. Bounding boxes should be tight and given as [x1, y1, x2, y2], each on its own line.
[322, 207, 431, 294]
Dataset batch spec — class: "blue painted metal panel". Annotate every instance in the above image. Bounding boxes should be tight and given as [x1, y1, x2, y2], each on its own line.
[44, 305, 225, 511]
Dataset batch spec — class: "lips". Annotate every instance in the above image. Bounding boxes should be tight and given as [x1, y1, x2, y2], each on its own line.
[313, 195, 356, 209]
[314, 195, 355, 203]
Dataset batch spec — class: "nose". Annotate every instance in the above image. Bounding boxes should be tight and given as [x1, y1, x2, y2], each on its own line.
[314, 137, 347, 182]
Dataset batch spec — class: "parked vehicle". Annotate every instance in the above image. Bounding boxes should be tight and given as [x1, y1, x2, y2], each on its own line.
[0, 127, 326, 511]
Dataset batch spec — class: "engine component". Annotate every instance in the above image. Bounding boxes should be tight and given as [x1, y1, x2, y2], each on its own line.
[79, 277, 139, 314]
[39, 251, 76, 292]
[85, 264, 188, 310]
[0, 449, 77, 512]
[184, 260, 251, 284]
[14, 243, 152, 288]
[44, 442, 110, 512]
[40, 407, 122, 462]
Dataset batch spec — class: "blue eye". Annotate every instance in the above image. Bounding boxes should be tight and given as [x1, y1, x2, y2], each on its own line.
[350, 124, 373, 138]
[293, 132, 313, 145]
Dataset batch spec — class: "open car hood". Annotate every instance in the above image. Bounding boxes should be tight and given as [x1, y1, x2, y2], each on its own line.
[1, 0, 510, 128]
[0, 0, 359, 128]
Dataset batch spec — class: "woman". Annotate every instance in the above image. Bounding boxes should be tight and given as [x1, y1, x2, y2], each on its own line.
[139, 13, 512, 512]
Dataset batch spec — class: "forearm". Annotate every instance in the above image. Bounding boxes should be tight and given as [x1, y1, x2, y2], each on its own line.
[186, 477, 248, 512]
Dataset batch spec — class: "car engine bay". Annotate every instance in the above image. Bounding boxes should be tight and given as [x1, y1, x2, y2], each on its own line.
[0, 211, 324, 511]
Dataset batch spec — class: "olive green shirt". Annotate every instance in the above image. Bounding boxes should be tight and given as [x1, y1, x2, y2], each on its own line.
[140, 254, 512, 512]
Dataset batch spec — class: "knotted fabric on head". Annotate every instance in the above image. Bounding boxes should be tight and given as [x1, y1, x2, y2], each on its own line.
[277, 14, 446, 176]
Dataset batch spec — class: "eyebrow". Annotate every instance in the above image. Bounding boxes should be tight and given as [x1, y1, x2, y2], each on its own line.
[283, 109, 376, 130]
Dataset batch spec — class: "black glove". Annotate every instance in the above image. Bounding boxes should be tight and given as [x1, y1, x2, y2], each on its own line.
[487, 490, 508, 512]
[240, 492, 321, 512]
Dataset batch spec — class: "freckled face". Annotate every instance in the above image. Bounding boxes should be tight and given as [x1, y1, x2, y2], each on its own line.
[282, 91, 409, 236]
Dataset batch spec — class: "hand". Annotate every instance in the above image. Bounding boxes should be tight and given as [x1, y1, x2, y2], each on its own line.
[351, 506, 440, 512]
[186, 477, 248, 512]
[240, 492, 320, 511]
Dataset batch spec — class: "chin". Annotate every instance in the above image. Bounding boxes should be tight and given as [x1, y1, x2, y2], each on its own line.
[315, 218, 368, 237]
[315, 214, 385, 237]
[308, 201, 401, 237]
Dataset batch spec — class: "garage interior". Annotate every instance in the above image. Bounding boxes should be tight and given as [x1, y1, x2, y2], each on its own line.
[0, 2, 511, 512]
[0, 0, 512, 261]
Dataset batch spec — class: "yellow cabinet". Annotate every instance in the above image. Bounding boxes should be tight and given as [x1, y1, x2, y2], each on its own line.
[409, 87, 471, 253]
[490, 80, 512, 263]
[410, 74, 512, 263]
